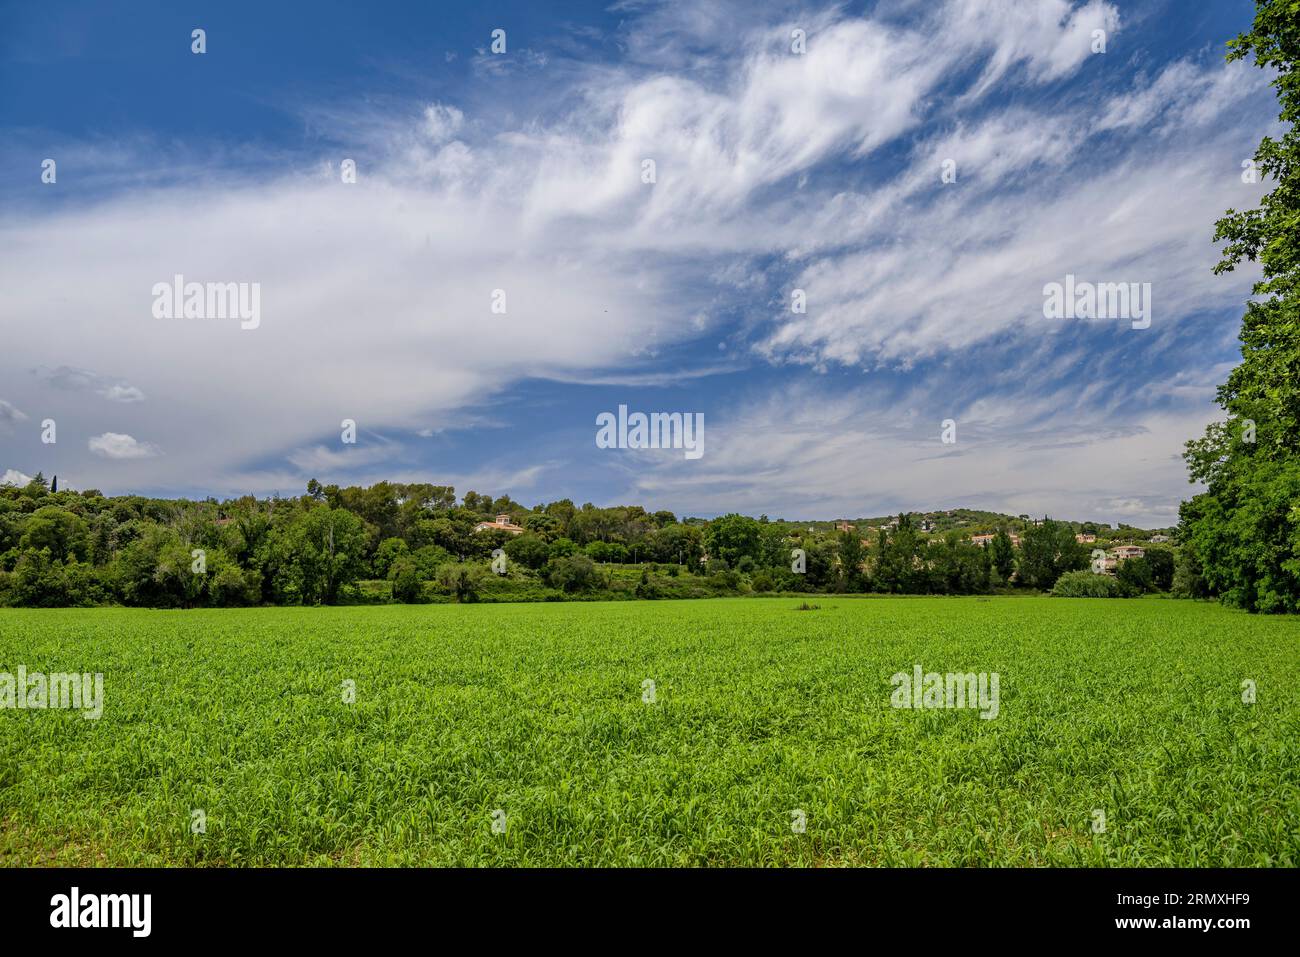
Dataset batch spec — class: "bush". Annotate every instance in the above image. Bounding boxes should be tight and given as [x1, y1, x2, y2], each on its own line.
[436, 563, 485, 602]
[1050, 570, 1128, 598]
[389, 558, 424, 603]
[634, 568, 661, 599]
[545, 554, 597, 592]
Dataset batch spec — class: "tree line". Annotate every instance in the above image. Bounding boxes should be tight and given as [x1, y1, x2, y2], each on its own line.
[0, 475, 1184, 607]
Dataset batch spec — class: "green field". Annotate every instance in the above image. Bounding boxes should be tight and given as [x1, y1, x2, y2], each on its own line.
[1, 597, 1296, 866]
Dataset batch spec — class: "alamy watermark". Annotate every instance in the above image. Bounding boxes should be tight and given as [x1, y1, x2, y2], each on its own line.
[1043, 274, 1151, 330]
[596, 404, 704, 460]
[890, 664, 999, 719]
[1, 667, 103, 719]
[50, 887, 150, 937]
[152, 274, 261, 330]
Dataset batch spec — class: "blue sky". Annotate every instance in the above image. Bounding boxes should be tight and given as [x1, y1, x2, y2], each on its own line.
[0, 0, 1277, 525]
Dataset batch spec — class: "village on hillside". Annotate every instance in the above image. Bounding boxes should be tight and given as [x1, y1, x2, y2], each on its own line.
[811, 508, 1174, 577]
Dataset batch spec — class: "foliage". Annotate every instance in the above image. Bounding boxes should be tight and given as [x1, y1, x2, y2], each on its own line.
[989, 529, 1016, 581]
[1050, 571, 1128, 598]
[1116, 556, 1155, 595]
[545, 554, 598, 593]
[703, 513, 762, 569]
[1181, 2, 1300, 612]
[1017, 519, 1088, 590]
[0, 480, 1184, 607]
[435, 563, 486, 603]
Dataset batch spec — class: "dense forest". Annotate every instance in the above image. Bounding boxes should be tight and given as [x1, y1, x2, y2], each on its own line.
[0, 473, 1186, 607]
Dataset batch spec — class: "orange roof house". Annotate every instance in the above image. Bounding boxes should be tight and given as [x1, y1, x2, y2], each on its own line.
[473, 513, 525, 535]
[972, 533, 1020, 547]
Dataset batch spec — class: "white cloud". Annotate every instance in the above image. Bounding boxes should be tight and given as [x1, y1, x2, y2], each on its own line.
[88, 432, 161, 460]
[0, 0, 1271, 514]
[422, 103, 464, 144]
[946, 0, 1120, 97]
[1, 468, 33, 487]
[755, 61, 1271, 366]
[101, 384, 146, 403]
[617, 382, 1208, 527]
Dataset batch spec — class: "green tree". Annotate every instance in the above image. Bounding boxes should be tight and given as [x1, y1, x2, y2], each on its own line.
[504, 533, 551, 569]
[372, 537, 409, 578]
[1181, 2, 1300, 612]
[1172, 544, 1211, 599]
[1017, 518, 1087, 590]
[704, 514, 762, 569]
[10, 549, 68, 607]
[836, 530, 866, 592]
[989, 529, 1016, 582]
[545, 554, 597, 592]
[1116, 556, 1155, 595]
[19, 506, 88, 563]
[873, 515, 926, 593]
[389, 557, 424, 603]
[548, 537, 578, 559]
[930, 533, 992, 594]
[289, 507, 367, 604]
[436, 562, 485, 602]
[1143, 547, 1176, 591]
[645, 523, 703, 566]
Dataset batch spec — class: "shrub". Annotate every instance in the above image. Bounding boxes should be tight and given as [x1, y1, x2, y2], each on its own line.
[389, 558, 424, 603]
[545, 554, 597, 592]
[1050, 570, 1127, 598]
[436, 563, 485, 602]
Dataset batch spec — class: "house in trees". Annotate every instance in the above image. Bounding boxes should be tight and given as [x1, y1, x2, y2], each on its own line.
[473, 513, 525, 535]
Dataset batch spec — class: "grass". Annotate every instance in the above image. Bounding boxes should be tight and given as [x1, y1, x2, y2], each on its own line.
[0, 596, 1296, 866]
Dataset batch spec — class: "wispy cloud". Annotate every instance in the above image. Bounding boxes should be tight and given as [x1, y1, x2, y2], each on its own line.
[0, 0, 1272, 521]
[0, 400, 28, 427]
[33, 365, 145, 403]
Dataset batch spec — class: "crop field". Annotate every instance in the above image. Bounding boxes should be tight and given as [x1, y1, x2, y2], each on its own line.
[1, 597, 1297, 867]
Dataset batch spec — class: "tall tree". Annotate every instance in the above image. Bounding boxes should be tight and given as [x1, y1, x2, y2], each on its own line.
[289, 507, 367, 604]
[1182, 1, 1300, 612]
[836, 530, 866, 592]
[1017, 518, 1087, 590]
[989, 529, 1016, 582]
